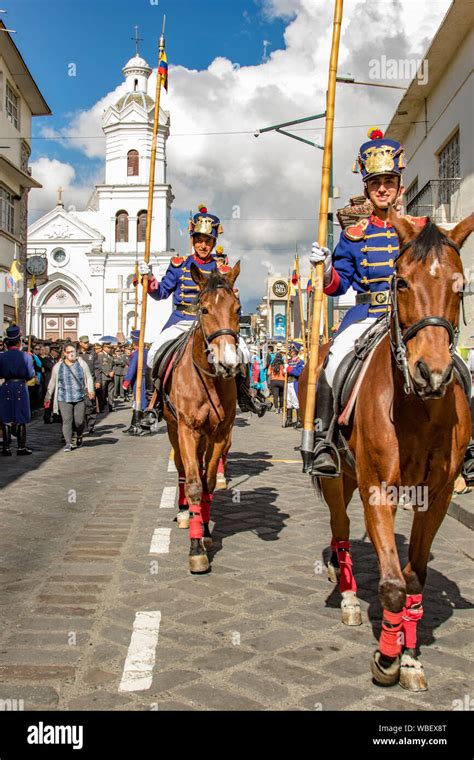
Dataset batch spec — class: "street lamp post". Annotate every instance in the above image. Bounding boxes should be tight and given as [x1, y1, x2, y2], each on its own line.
[255, 113, 335, 334]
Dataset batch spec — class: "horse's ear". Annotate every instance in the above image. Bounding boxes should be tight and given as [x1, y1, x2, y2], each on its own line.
[227, 260, 240, 287]
[190, 262, 207, 288]
[387, 206, 418, 245]
[445, 213, 474, 249]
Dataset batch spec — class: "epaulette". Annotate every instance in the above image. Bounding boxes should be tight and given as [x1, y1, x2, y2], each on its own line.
[405, 215, 429, 228]
[343, 218, 369, 241]
[170, 255, 185, 267]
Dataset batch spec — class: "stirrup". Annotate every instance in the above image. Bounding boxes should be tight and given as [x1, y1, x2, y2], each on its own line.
[311, 439, 341, 478]
[462, 443, 474, 486]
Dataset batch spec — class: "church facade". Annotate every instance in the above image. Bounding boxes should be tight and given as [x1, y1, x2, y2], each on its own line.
[27, 53, 174, 342]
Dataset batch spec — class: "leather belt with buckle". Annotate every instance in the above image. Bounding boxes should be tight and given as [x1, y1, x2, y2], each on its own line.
[356, 290, 390, 306]
[175, 303, 198, 315]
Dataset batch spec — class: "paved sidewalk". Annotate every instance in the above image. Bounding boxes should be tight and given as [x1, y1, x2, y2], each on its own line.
[0, 404, 472, 711]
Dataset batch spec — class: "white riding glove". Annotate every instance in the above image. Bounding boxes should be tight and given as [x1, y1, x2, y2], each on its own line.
[310, 242, 333, 285]
[139, 262, 153, 277]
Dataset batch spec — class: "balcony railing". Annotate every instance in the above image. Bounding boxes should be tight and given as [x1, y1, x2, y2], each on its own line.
[406, 178, 462, 223]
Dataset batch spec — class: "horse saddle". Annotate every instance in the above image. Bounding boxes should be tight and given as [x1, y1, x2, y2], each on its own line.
[331, 317, 388, 426]
[151, 331, 191, 418]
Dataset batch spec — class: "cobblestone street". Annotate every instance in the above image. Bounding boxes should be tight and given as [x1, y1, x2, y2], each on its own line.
[0, 403, 472, 711]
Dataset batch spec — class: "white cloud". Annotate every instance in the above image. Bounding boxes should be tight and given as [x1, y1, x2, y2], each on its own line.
[28, 157, 101, 220]
[31, 0, 452, 308]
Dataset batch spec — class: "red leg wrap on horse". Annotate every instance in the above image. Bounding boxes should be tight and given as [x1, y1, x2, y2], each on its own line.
[217, 458, 225, 475]
[201, 493, 213, 524]
[331, 539, 357, 593]
[402, 594, 423, 649]
[178, 475, 188, 508]
[379, 609, 404, 658]
[189, 507, 203, 539]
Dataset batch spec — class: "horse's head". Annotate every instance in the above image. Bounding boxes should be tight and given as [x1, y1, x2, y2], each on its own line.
[191, 261, 241, 378]
[389, 209, 474, 399]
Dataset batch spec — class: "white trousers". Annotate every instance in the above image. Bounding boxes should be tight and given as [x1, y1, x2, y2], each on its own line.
[286, 383, 299, 409]
[147, 319, 250, 370]
[325, 318, 376, 388]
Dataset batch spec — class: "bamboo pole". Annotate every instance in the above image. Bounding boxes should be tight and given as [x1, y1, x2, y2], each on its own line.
[135, 17, 166, 412]
[301, 0, 343, 470]
[281, 274, 292, 427]
[27, 289, 34, 352]
[295, 254, 307, 358]
[133, 258, 139, 331]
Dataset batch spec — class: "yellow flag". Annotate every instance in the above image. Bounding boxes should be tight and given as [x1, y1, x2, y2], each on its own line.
[9, 259, 23, 283]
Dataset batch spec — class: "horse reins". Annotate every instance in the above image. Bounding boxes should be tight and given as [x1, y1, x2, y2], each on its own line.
[388, 236, 463, 395]
[192, 283, 239, 379]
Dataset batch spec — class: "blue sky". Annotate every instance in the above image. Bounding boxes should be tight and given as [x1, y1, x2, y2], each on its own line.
[9, 0, 287, 165]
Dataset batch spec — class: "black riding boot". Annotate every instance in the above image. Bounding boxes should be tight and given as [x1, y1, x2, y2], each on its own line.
[235, 369, 267, 417]
[311, 372, 339, 477]
[294, 410, 303, 429]
[283, 408, 293, 427]
[1, 424, 12, 456]
[17, 424, 32, 455]
[462, 441, 474, 486]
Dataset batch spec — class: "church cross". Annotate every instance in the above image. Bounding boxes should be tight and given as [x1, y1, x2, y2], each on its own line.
[106, 275, 139, 341]
[132, 25, 143, 56]
[57, 187, 63, 206]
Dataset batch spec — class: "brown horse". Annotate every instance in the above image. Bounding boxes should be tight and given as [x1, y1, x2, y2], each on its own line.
[300, 211, 473, 691]
[164, 262, 241, 573]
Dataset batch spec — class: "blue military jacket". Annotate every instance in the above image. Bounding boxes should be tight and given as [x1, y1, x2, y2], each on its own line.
[325, 214, 426, 333]
[124, 348, 149, 411]
[148, 253, 228, 330]
[0, 347, 35, 424]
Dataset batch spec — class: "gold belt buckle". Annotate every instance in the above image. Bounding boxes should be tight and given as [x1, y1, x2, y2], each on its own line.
[370, 291, 389, 306]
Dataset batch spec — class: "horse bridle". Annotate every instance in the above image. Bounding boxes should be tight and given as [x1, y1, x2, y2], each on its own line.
[388, 236, 463, 395]
[192, 283, 240, 379]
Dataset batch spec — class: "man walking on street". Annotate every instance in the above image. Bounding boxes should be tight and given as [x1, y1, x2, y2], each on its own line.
[96, 342, 115, 413]
[78, 335, 100, 432]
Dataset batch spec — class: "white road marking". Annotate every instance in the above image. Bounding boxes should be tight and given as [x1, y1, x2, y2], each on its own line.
[149, 527, 171, 554]
[119, 610, 161, 692]
[167, 458, 177, 472]
[159, 486, 177, 509]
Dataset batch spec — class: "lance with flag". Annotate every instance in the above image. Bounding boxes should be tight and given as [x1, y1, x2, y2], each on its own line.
[127, 15, 168, 435]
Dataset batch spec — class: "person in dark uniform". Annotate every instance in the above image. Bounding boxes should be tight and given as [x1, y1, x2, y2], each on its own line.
[112, 345, 128, 401]
[77, 335, 100, 432]
[123, 330, 148, 411]
[96, 342, 115, 412]
[0, 325, 35, 455]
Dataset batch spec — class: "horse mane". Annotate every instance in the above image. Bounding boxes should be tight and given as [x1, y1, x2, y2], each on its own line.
[200, 270, 233, 296]
[407, 220, 452, 263]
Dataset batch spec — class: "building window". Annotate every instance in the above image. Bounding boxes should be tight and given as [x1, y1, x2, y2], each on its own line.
[115, 210, 129, 242]
[6, 82, 19, 130]
[137, 210, 147, 242]
[127, 150, 139, 177]
[438, 131, 460, 205]
[52, 248, 66, 264]
[0, 188, 14, 234]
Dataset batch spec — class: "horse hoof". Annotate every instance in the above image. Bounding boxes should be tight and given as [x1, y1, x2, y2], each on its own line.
[215, 472, 227, 490]
[176, 510, 190, 529]
[341, 591, 362, 626]
[399, 652, 428, 692]
[188, 539, 209, 573]
[327, 561, 340, 584]
[371, 650, 400, 686]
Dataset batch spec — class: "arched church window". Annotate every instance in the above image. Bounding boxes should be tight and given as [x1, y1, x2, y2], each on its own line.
[116, 210, 129, 243]
[134, 79, 138, 92]
[137, 210, 147, 243]
[127, 150, 139, 177]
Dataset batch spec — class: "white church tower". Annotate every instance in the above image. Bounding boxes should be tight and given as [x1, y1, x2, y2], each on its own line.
[27, 47, 174, 342]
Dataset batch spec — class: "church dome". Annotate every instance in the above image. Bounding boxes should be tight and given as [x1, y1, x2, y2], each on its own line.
[122, 55, 152, 77]
[115, 91, 154, 112]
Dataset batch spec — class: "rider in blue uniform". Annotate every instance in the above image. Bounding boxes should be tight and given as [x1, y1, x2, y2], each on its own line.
[0, 325, 35, 455]
[140, 205, 266, 416]
[309, 128, 428, 476]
